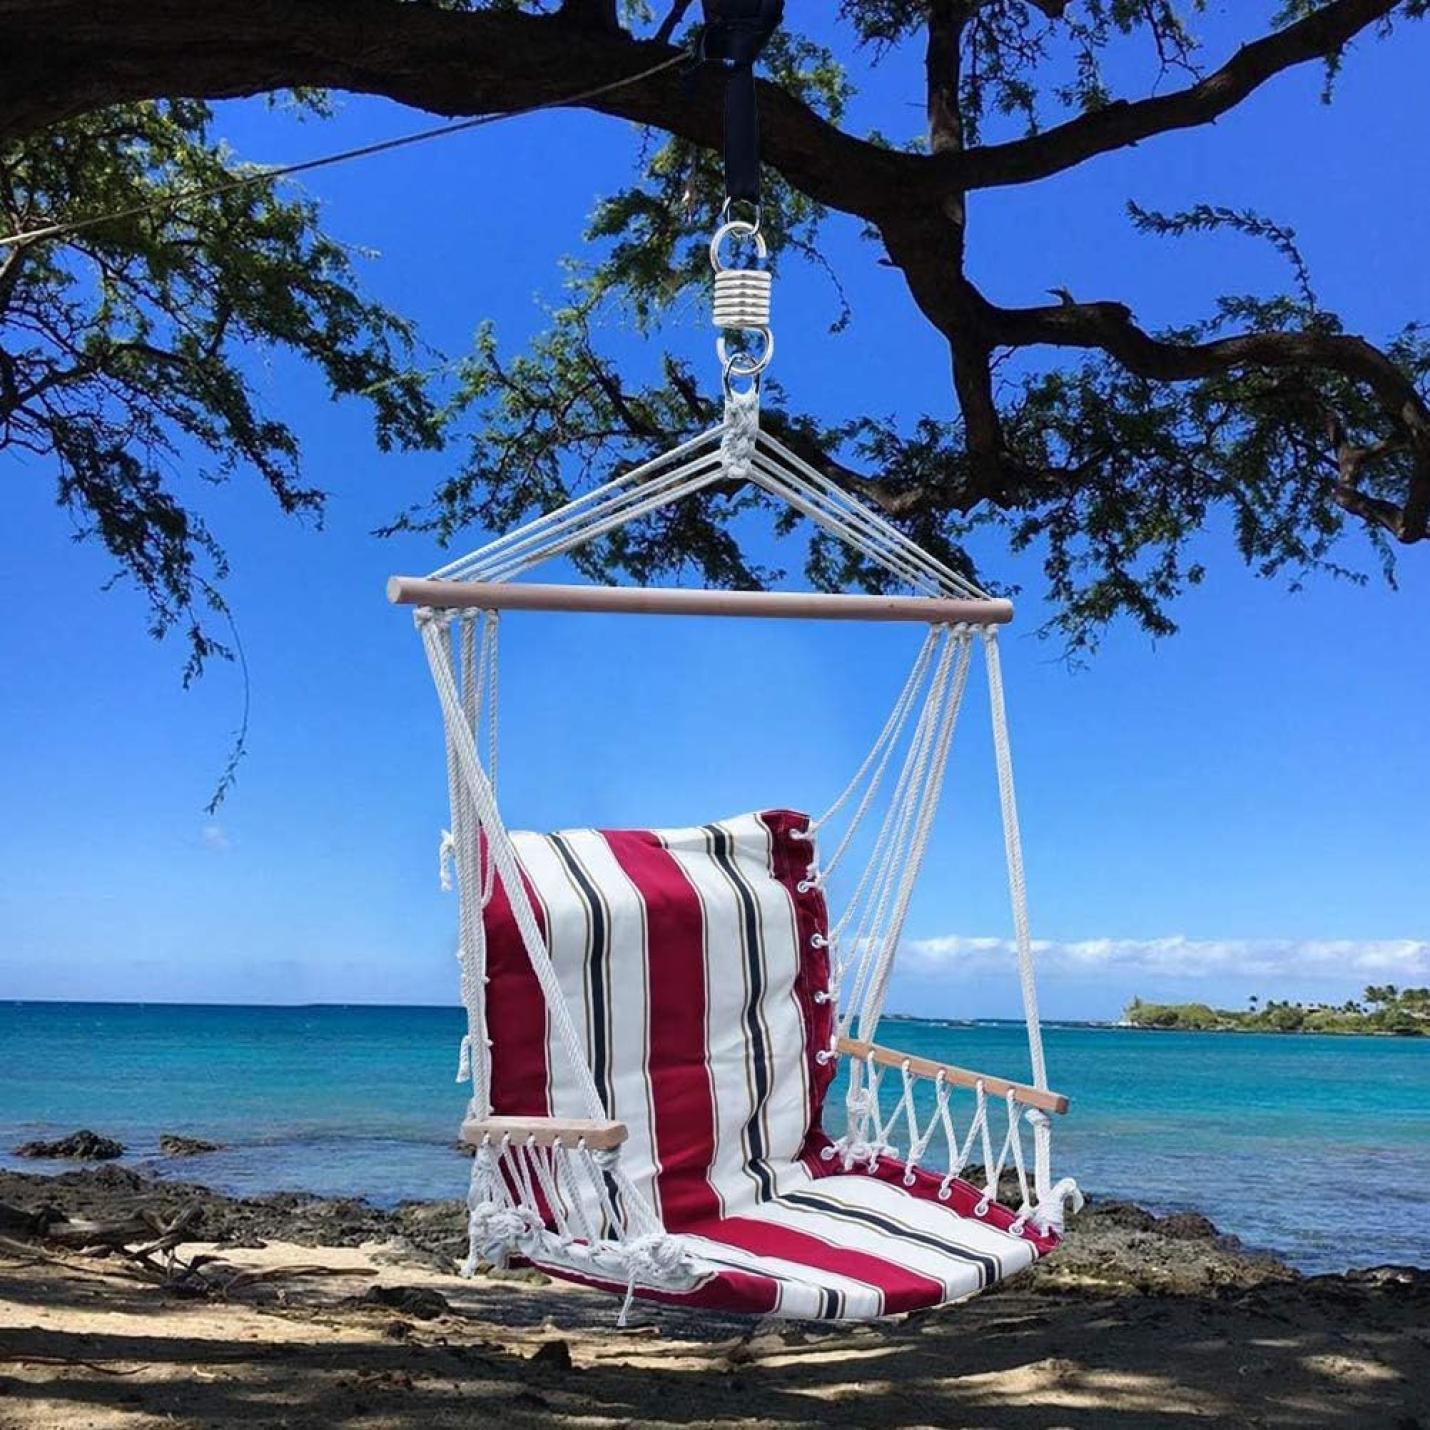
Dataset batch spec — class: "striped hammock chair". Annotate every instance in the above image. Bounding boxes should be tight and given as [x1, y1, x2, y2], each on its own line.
[390, 216, 1079, 1323]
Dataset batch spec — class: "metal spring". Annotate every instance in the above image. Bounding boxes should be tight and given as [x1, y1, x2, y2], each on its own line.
[712, 267, 772, 330]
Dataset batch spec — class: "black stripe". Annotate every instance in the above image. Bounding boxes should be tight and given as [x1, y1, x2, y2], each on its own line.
[779, 1190, 1001, 1289]
[548, 834, 613, 1116]
[703, 821, 776, 1202]
[547, 834, 620, 1230]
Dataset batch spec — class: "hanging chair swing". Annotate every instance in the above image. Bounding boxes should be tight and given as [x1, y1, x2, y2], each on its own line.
[388, 3, 1079, 1322]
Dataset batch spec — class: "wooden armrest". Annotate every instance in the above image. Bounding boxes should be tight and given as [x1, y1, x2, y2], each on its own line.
[836, 1037, 1069, 1115]
[459, 1116, 629, 1151]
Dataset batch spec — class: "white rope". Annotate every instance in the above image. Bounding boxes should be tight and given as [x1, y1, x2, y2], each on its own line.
[479, 611, 500, 902]
[421, 614, 608, 1124]
[983, 627, 1055, 1203]
[811, 625, 940, 859]
[750, 434, 988, 600]
[441, 618, 490, 1113]
[433, 432, 726, 582]
[834, 628, 954, 956]
[825, 1056, 1046, 1224]
[983, 628, 1044, 1085]
[856, 630, 974, 1037]
[428, 392, 995, 605]
[748, 450, 951, 598]
[838, 629, 965, 1038]
[467, 452, 729, 584]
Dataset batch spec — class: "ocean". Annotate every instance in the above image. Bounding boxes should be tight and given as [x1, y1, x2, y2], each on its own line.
[1, 1002, 1425, 1274]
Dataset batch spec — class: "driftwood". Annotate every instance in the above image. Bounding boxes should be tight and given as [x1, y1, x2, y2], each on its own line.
[0, 1199, 376, 1297]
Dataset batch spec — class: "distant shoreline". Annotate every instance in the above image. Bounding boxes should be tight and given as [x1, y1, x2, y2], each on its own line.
[1122, 991, 1428, 1038]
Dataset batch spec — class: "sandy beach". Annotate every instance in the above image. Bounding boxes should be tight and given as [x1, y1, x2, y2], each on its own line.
[1, 1165, 1426, 1427]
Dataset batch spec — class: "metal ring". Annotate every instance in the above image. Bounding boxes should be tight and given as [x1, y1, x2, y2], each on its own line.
[718, 328, 774, 395]
[720, 196, 762, 234]
[710, 220, 768, 273]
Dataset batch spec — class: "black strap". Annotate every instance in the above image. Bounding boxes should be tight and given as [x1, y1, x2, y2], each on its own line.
[699, 0, 783, 205]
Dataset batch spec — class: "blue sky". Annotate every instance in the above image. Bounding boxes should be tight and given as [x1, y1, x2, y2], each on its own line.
[1, 9, 1427, 1017]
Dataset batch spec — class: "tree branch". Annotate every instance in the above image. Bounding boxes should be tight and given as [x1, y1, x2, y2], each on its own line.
[926, 0, 967, 157]
[0, 0, 915, 224]
[944, 0, 1399, 192]
[986, 291, 1430, 541]
[654, 0, 698, 45]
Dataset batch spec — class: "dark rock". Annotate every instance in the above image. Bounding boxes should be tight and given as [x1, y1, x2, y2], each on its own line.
[1343, 1265, 1430, 1296]
[530, 1338, 573, 1370]
[86, 1164, 145, 1189]
[358, 1284, 452, 1320]
[1157, 1212, 1220, 1241]
[14, 1130, 124, 1161]
[159, 1134, 224, 1157]
[1081, 1201, 1159, 1232]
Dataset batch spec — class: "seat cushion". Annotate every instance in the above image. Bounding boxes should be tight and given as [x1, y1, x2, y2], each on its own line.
[479, 807, 1058, 1319]
[532, 1158, 1052, 1320]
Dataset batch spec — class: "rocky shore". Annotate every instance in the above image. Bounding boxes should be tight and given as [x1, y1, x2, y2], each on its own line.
[1, 1162, 1426, 1426]
[0, 1161, 1303, 1300]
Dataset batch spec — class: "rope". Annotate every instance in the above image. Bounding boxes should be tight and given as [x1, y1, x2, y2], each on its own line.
[421, 615, 609, 1125]
[983, 626, 1055, 1204]
[837, 629, 961, 1038]
[441, 618, 490, 1114]
[857, 630, 974, 1036]
[0, 53, 690, 251]
[747, 436, 988, 600]
[811, 625, 939, 848]
[427, 392, 992, 602]
[983, 630, 1046, 1091]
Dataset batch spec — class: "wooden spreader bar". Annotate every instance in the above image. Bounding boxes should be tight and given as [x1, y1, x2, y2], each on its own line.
[459, 1116, 630, 1151]
[837, 1037, 1069, 1115]
[388, 577, 1012, 625]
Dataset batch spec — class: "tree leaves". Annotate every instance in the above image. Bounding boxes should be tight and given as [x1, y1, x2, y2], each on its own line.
[1, 100, 441, 674]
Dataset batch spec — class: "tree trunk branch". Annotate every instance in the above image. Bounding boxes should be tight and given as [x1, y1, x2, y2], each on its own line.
[0, 0, 915, 223]
[943, 0, 1399, 191]
[987, 292, 1430, 542]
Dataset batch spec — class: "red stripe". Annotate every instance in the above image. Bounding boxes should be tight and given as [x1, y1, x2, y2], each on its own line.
[528, 1259, 781, 1317]
[601, 828, 722, 1228]
[483, 847, 551, 1119]
[759, 809, 836, 1145]
[693, 1214, 947, 1315]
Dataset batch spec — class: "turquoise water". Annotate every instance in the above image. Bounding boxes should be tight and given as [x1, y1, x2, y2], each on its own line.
[1, 1002, 1425, 1274]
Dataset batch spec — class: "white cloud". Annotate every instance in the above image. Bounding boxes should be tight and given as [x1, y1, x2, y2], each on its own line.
[902, 934, 1430, 983]
[199, 823, 231, 852]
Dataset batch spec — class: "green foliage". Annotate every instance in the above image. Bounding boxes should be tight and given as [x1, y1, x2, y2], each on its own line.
[7, 1, 1430, 772]
[1124, 988, 1429, 1035]
[416, 3, 1430, 651]
[1, 99, 441, 801]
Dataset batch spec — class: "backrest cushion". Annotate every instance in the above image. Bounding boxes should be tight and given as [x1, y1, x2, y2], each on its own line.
[481, 810, 834, 1227]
